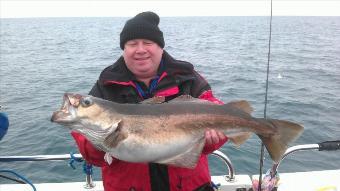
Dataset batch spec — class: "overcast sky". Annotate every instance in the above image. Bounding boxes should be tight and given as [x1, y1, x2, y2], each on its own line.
[1, 0, 340, 18]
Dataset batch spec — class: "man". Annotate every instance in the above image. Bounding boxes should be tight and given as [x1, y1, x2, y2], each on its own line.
[72, 11, 228, 191]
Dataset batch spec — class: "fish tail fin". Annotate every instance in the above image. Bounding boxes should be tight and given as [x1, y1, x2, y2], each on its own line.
[259, 119, 304, 163]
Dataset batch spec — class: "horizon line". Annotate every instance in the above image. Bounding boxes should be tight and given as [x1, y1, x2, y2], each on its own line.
[1, 0, 340, 18]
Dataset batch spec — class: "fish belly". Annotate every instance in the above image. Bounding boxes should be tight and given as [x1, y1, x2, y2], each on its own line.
[108, 134, 202, 163]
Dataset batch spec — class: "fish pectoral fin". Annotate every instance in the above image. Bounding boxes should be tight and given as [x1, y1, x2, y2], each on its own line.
[226, 100, 253, 114]
[229, 132, 252, 147]
[103, 120, 128, 148]
[156, 140, 205, 169]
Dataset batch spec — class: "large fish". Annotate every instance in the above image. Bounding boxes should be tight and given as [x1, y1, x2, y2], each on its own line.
[51, 93, 303, 168]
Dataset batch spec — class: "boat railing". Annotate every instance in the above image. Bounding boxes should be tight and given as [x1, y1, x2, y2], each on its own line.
[0, 154, 82, 162]
[0, 153, 95, 189]
[0, 150, 236, 188]
[211, 150, 235, 181]
[271, 141, 340, 177]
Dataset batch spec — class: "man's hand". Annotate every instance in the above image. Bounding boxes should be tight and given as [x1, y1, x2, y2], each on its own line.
[205, 129, 227, 146]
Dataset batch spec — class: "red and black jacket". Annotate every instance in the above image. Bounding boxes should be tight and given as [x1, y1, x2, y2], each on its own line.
[72, 51, 227, 191]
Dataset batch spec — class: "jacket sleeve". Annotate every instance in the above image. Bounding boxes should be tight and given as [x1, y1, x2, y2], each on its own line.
[198, 90, 228, 154]
[71, 131, 115, 167]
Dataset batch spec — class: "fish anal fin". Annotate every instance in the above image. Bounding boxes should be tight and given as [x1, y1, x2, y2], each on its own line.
[103, 120, 128, 148]
[156, 140, 205, 169]
[226, 100, 253, 114]
[259, 119, 304, 163]
[229, 132, 252, 147]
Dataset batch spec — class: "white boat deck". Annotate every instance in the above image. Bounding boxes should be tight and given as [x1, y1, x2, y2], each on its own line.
[1, 169, 339, 191]
[268, 169, 340, 191]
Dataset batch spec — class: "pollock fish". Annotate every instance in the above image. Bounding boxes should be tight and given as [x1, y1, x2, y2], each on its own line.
[51, 93, 303, 168]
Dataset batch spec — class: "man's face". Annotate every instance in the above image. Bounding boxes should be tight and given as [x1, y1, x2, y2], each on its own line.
[123, 39, 163, 79]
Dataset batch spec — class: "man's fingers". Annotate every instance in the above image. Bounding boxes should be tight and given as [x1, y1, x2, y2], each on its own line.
[205, 129, 227, 146]
[211, 130, 220, 144]
[205, 130, 212, 145]
[206, 129, 218, 145]
[217, 131, 226, 140]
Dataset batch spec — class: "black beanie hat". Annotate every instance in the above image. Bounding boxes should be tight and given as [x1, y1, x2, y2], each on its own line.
[120, 11, 165, 49]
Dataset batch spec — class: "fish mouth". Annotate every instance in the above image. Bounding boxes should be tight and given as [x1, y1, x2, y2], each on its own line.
[51, 93, 77, 124]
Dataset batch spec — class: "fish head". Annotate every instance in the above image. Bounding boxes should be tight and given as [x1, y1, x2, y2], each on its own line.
[51, 93, 119, 132]
[51, 93, 81, 124]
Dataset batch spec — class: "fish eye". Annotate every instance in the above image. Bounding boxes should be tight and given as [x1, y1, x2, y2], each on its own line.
[81, 97, 93, 107]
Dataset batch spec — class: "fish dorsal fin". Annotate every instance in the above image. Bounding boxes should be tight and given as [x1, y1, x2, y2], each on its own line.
[103, 120, 128, 148]
[156, 139, 206, 169]
[228, 132, 253, 147]
[141, 96, 166, 104]
[226, 100, 253, 114]
[170, 95, 215, 105]
[172, 95, 194, 101]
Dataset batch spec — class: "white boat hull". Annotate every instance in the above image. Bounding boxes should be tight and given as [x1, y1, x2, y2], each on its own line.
[1, 169, 339, 191]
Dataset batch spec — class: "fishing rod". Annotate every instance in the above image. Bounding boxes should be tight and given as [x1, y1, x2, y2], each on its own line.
[258, 0, 273, 190]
